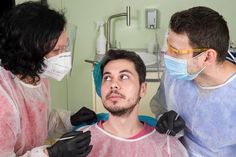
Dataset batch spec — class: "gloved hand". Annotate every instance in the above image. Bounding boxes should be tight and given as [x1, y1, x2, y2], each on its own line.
[71, 107, 97, 126]
[156, 110, 185, 136]
[47, 131, 92, 157]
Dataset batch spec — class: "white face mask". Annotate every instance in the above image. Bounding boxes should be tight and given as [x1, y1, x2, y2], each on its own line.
[42, 52, 72, 81]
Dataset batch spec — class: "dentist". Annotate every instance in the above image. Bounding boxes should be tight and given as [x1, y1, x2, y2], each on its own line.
[150, 6, 236, 156]
[0, 2, 96, 157]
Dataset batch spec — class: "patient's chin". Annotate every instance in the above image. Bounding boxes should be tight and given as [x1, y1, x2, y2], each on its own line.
[104, 103, 136, 117]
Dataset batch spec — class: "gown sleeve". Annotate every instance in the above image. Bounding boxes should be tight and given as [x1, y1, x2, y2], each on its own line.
[45, 80, 73, 138]
[150, 72, 167, 117]
[47, 108, 73, 137]
[0, 87, 49, 157]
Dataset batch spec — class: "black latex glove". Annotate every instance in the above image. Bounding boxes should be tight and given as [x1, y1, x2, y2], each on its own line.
[70, 107, 97, 126]
[156, 110, 185, 136]
[47, 131, 92, 157]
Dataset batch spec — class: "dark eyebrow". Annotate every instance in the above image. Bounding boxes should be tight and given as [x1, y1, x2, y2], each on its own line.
[120, 69, 133, 75]
[103, 69, 134, 76]
[103, 71, 111, 75]
[167, 39, 178, 50]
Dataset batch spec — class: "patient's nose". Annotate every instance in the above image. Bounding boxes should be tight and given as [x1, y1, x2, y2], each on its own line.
[110, 81, 120, 90]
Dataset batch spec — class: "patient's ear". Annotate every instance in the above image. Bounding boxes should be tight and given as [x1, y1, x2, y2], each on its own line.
[139, 82, 147, 98]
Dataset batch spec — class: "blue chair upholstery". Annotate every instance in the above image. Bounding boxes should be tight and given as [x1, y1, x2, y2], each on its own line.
[226, 50, 236, 64]
[74, 113, 157, 130]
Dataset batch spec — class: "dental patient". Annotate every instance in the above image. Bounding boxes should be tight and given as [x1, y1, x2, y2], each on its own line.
[78, 49, 188, 157]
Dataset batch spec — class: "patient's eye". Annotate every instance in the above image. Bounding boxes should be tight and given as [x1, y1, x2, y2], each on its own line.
[120, 74, 129, 80]
[103, 75, 111, 81]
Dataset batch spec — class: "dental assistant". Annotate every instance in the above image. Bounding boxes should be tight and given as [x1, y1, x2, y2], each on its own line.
[0, 2, 96, 157]
[150, 6, 236, 157]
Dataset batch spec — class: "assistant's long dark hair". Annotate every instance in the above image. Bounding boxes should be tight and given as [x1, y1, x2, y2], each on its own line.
[0, 1, 66, 82]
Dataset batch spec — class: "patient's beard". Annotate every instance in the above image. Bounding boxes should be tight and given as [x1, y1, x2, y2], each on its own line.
[104, 97, 140, 117]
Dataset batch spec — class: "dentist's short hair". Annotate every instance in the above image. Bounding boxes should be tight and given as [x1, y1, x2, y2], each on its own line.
[170, 6, 229, 62]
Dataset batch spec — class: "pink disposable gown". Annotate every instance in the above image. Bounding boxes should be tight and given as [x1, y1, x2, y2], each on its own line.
[0, 67, 72, 157]
[79, 123, 189, 157]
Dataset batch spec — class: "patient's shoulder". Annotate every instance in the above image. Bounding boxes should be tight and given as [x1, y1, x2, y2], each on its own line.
[150, 131, 189, 157]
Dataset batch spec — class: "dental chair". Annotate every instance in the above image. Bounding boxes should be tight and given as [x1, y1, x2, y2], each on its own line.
[74, 113, 157, 130]
[227, 50, 236, 64]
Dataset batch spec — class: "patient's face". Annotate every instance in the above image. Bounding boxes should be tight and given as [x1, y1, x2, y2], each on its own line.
[101, 59, 146, 116]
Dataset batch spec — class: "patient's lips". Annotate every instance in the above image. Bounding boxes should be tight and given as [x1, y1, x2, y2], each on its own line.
[108, 94, 122, 101]
[106, 90, 125, 101]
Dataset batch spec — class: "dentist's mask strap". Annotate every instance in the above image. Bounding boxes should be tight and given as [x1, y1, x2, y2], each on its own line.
[42, 52, 72, 81]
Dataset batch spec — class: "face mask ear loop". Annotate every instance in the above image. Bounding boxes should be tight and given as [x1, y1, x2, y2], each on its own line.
[190, 51, 207, 69]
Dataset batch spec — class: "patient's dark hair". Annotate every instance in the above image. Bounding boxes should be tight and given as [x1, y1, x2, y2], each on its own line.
[170, 6, 229, 62]
[100, 49, 146, 85]
[0, 1, 66, 82]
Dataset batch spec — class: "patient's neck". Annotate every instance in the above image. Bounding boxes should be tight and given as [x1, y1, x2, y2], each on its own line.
[102, 109, 144, 138]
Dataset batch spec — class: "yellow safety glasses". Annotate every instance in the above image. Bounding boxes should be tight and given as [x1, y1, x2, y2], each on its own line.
[167, 40, 208, 55]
